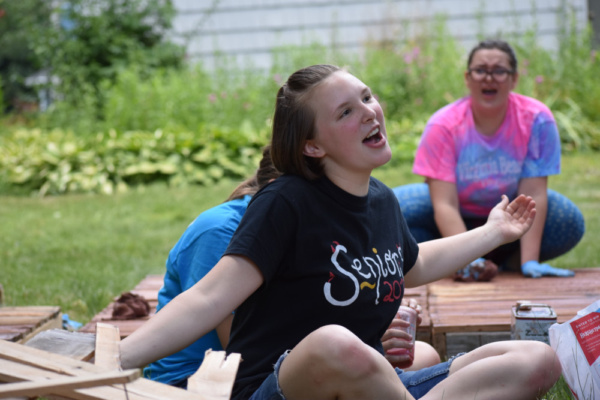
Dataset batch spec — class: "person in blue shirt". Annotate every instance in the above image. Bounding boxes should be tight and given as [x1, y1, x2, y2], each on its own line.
[143, 146, 280, 386]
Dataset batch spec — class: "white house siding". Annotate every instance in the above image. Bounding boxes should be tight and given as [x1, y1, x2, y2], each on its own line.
[170, 0, 589, 70]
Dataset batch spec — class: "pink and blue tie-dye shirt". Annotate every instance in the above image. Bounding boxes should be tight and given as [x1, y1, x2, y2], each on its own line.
[413, 92, 561, 217]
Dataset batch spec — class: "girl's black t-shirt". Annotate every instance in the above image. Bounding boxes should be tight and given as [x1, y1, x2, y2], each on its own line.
[224, 174, 418, 400]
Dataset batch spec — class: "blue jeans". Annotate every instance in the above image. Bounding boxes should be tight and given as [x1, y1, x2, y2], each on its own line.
[249, 350, 464, 400]
[392, 183, 585, 265]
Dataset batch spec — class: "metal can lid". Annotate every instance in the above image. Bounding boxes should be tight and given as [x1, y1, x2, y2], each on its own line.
[513, 302, 556, 318]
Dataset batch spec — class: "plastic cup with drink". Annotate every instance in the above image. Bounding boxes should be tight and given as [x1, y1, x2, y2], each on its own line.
[387, 305, 417, 363]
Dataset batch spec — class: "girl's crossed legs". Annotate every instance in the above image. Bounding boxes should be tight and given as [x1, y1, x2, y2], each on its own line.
[250, 325, 561, 400]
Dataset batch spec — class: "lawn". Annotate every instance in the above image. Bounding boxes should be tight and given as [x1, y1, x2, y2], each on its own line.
[0, 180, 236, 322]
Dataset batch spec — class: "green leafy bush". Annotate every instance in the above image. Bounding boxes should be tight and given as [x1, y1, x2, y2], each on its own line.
[0, 125, 269, 196]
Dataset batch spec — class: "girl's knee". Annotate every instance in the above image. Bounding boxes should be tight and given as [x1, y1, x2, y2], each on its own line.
[302, 325, 383, 377]
[528, 342, 562, 381]
[511, 341, 561, 392]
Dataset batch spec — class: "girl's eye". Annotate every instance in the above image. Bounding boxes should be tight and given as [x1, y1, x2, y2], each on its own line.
[363, 95, 371, 102]
[340, 109, 351, 118]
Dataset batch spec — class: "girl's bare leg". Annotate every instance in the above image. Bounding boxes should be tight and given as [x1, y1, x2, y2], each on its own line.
[278, 324, 415, 400]
[422, 340, 561, 400]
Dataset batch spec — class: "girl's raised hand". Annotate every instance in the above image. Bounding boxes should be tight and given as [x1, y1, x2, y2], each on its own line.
[487, 194, 536, 244]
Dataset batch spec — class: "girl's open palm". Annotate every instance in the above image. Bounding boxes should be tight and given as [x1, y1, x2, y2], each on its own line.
[488, 194, 536, 244]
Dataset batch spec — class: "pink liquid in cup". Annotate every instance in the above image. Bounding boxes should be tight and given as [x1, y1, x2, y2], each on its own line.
[387, 305, 417, 360]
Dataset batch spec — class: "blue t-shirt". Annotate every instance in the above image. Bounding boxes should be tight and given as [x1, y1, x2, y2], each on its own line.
[143, 196, 251, 385]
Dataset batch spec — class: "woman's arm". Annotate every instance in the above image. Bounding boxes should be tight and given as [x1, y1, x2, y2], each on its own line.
[517, 176, 547, 264]
[428, 178, 468, 237]
[405, 194, 536, 287]
[120, 255, 263, 369]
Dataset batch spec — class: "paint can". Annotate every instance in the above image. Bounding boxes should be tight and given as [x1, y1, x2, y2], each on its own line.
[511, 300, 557, 344]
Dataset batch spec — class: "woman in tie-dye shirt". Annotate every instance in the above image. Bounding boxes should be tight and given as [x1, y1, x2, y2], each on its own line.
[394, 39, 584, 280]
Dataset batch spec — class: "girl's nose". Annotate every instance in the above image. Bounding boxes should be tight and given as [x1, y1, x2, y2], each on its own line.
[362, 104, 376, 122]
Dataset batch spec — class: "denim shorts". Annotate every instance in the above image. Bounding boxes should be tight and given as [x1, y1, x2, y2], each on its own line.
[248, 350, 465, 400]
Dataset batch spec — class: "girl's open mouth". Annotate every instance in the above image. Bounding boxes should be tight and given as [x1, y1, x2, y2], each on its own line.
[363, 127, 383, 144]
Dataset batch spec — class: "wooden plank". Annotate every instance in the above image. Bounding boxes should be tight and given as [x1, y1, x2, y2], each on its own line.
[0, 338, 104, 376]
[25, 329, 96, 361]
[79, 275, 161, 338]
[0, 306, 62, 344]
[21, 311, 63, 344]
[0, 332, 23, 342]
[0, 368, 139, 398]
[427, 268, 600, 358]
[0, 340, 216, 400]
[132, 275, 163, 289]
[94, 323, 121, 370]
[0, 306, 61, 315]
[0, 357, 159, 400]
[188, 350, 241, 400]
[0, 358, 130, 400]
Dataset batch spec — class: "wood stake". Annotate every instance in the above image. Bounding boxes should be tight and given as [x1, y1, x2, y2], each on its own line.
[0, 368, 139, 398]
[187, 350, 241, 400]
[94, 323, 121, 370]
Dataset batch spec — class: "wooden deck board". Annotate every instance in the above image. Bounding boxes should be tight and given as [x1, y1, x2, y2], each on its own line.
[79, 275, 162, 338]
[0, 306, 62, 343]
[428, 268, 600, 357]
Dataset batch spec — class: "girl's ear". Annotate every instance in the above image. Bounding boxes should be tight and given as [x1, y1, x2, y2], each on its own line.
[303, 139, 325, 158]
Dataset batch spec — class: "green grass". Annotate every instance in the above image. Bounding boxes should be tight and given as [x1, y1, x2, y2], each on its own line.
[0, 179, 238, 322]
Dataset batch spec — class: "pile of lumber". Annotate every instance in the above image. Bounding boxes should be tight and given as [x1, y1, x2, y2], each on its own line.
[0, 323, 240, 400]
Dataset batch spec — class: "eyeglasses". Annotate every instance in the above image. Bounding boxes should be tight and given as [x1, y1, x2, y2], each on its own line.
[467, 67, 514, 82]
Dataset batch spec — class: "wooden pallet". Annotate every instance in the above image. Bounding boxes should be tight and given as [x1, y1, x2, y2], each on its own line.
[79, 275, 163, 338]
[428, 268, 600, 357]
[0, 305, 62, 343]
[0, 323, 241, 399]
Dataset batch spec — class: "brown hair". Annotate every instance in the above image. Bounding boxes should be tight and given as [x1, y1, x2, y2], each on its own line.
[270, 64, 341, 180]
[467, 39, 518, 72]
[226, 145, 281, 201]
